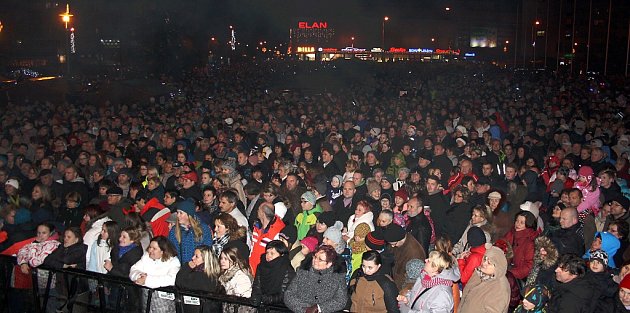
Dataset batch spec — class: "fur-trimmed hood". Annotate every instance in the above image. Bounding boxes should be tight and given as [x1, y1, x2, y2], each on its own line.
[534, 236, 558, 269]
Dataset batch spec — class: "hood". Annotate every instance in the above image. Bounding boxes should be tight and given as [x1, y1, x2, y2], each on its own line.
[485, 244, 508, 277]
[438, 263, 461, 282]
[597, 231, 621, 256]
[141, 198, 166, 216]
[534, 236, 559, 269]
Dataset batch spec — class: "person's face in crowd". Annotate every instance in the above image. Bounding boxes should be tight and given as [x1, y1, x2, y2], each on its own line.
[312, 251, 333, 271]
[278, 166, 290, 178]
[599, 173, 614, 188]
[394, 195, 405, 207]
[342, 181, 356, 199]
[148, 241, 164, 260]
[214, 219, 228, 238]
[303, 149, 313, 161]
[620, 287, 630, 307]
[568, 191, 582, 207]
[202, 189, 215, 205]
[64, 167, 78, 182]
[424, 258, 440, 277]
[406, 199, 422, 217]
[321, 150, 332, 163]
[354, 203, 368, 218]
[315, 220, 329, 233]
[218, 197, 235, 213]
[366, 153, 377, 166]
[118, 173, 130, 185]
[63, 230, 79, 248]
[525, 158, 536, 168]
[100, 225, 109, 241]
[514, 215, 527, 232]
[370, 187, 381, 200]
[608, 223, 621, 239]
[177, 210, 191, 226]
[619, 264, 630, 281]
[40, 158, 52, 170]
[505, 167, 517, 180]
[580, 148, 591, 160]
[591, 149, 604, 163]
[491, 140, 501, 152]
[426, 178, 439, 194]
[177, 153, 187, 163]
[66, 197, 79, 209]
[362, 259, 381, 276]
[106, 193, 121, 205]
[36, 225, 52, 243]
[559, 209, 576, 229]
[401, 145, 411, 156]
[560, 192, 570, 206]
[479, 255, 496, 276]
[353, 172, 364, 186]
[31, 185, 42, 201]
[482, 164, 493, 177]
[460, 160, 472, 174]
[265, 247, 281, 262]
[119, 231, 132, 247]
[488, 197, 500, 210]
[181, 176, 195, 189]
[453, 190, 464, 204]
[471, 209, 486, 225]
[555, 265, 576, 283]
[590, 236, 602, 252]
[237, 153, 248, 166]
[164, 193, 177, 206]
[285, 175, 298, 190]
[219, 252, 232, 270]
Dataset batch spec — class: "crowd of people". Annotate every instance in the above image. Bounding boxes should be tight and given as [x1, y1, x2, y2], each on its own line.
[1, 60, 630, 313]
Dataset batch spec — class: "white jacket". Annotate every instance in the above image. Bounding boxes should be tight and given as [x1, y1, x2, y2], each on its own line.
[83, 216, 112, 264]
[346, 212, 375, 242]
[87, 240, 111, 274]
[222, 268, 252, 298]
[129, 253, 180, 289]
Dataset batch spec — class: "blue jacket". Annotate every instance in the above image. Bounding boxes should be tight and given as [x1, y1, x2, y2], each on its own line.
[168, 221, 213, 263]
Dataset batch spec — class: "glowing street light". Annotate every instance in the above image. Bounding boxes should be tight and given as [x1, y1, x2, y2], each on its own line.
[59, 4, 73, 29]
[351, 36, 355, 48]
[382, 16, 389, 49]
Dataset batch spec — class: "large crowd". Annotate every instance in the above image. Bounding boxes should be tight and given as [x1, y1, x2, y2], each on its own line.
[1, 60, 630, 313]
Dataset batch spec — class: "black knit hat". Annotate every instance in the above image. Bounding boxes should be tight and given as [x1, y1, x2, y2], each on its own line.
[383, 224, 406, 243]
[467, 226, 486, 248]
[317, 211, 337, 228]
[366, 228, 386, 250]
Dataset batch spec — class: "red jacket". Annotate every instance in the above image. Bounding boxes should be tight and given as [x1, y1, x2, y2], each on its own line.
[249, 216, 285, 276]
[500, 228, 538, 280]
[457, 244, 486, 285]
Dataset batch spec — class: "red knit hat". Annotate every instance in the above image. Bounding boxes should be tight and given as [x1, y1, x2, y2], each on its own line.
[620, 274, 630, 290]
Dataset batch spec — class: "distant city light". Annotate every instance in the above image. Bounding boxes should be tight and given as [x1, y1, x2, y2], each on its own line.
[445, 7, 451, 11]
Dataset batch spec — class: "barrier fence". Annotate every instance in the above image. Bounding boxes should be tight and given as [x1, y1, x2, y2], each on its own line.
[0, 254, 291, 313]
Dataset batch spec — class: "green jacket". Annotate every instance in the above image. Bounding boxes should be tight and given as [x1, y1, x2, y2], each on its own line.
[295, 204, 323, 240]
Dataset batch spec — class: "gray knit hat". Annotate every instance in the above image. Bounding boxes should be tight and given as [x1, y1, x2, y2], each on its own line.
[301, 191, 317, 206]
[324, 221, 346, 254]
[406, 259, 425, 283]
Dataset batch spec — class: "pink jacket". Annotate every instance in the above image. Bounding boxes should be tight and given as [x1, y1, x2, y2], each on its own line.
[17, 234, 60, 267]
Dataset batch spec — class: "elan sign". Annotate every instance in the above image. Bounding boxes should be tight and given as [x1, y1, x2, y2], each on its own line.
[298, 22, 328, 29]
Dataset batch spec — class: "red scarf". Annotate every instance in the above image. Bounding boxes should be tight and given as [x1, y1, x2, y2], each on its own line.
[419, 270, 453, 289]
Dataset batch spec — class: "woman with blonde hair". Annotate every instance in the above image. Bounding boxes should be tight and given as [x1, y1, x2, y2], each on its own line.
[176, 245, 226, 313]
[219, 247, 254, 313]
[168, 199, 213, 263]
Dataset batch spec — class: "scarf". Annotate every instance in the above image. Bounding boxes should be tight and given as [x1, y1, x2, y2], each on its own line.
[419, 270, 453, 289]
[349, 239, 368, 254]
[118, 243, 137, 258]
[212, 234, 230, 257]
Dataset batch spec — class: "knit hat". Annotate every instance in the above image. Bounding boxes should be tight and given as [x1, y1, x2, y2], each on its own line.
[366, 229, 386, 250]
[274, 202, 288, 219]
[476, 176, 491, 186]
[620, 274, 630, 290]
[382, 174, 395, 184]
[106, 186, 123, 196]
[301, 236, 319, 253]
[522, 285, 550, 311]
[456, 125, 468, 136]
[5, 179, 19, 190]
[313, 180, 328, 196]
[173, 199, 197, 218]
[394, 188, 409, 202]
[609, 195, 630, 211]
[14, 208, 31, 225]
[222, 159, 236, 173]
[405, 259, 426, 283]
[323, 221, 345, 254]
[467, 226, 486, 247]
[301, 191, 317, 206]
[383, 224, 406, 243]
[317, 211, 337, 228]
[520, 201, 542, 220]
[331, 175, 343, 187]
[181, 171, 198, 183]
[487, 191, 502, 200]
[354, 223, 372, 239]
[578, 165, 594, 178]
[367, 179, 381, 195]
[590, 249, 609, 267]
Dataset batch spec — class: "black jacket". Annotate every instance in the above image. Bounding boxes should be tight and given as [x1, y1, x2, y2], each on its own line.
[586, 270, 619, 313]
[175, 262, 225, 313]
[43, 242, 88, 269]
[444, 202, 473, 244]
[332, 196, 358, 228]
[108, 244, 143, 278]
[423, 191, 450, 236]
[251, 254, 295, 306]
[549, 223, 585, 256]
[406, 213, 432, 254]
[548, 276, 596, 313]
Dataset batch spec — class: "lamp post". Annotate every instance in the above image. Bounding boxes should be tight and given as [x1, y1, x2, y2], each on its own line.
[532, 20, 540, 68]
[351, 36, 355, 48]
[382, 16, 389, 49]
[59, 4, 73, 76]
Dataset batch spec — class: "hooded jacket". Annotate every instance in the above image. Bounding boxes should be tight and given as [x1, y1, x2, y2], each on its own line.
[500, 227, 538, 279]
[350, 268, 400, 313]
[583, 232, 621, 268]
[459, 244, 511, 313]
[525, 236, 559, 289]
[400, 265, 460, 313]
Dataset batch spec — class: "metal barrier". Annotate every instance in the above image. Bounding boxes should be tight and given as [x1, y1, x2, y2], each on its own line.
[0, 254, 291, 313]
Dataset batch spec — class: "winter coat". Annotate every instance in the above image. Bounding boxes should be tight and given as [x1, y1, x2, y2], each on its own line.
[83, 216, 112, 265]
[107, 198, 134, 226]
[392, 234, 427, 290]
[108, 244, 143, 278]
[547, 275, 596, 313]
[87, 239, 111, 274]
[500, 227, 538, 279]
[17, 235, 60, 268]
[43, 242, 88, 270]
[525, 236, 559, 289]
[586, 270, 618, 313]
[399, 266, 460, 313]
[295, 205, 323, 241]
[346, 212, 375, 241]
[445, 202, 474, 249]
[349, 269, 400, 313]
[175, 262, 225, 313]
[459, 245, 511, 313]
[549, 222, 585, 256]
[251, 254, 295, 306]
[220, 266, 252, 298]
[407, 212, 433, 255]
[594, 292, 630, 313]
[583, 231, 621, 268]
[168, 221, 213, 264]
[250, 216, 285, 276]
[284, 258, 348, 313]
[129, 253, 181, 288]
[458, 244, 486, 285]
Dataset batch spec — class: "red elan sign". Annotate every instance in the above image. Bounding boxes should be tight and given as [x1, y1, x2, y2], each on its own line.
[298, 22, 328, 29]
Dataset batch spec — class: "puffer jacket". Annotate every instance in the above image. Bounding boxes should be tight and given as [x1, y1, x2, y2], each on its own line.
[400, 265, 460, 313]
[458, 244, 486, 285]
[251, 254, 295, 306]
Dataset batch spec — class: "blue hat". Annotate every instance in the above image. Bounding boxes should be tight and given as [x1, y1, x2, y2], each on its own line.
[173, 199, 197, 219]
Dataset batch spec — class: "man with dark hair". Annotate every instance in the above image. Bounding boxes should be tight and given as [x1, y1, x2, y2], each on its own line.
[547, 254, 595, 313]
[319, 147, 340, 180]
[423, 175, 449, 236]
[219, 190, 248, 228]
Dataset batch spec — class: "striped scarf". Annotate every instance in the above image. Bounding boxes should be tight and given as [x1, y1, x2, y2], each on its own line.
[419, 270, 453, 289]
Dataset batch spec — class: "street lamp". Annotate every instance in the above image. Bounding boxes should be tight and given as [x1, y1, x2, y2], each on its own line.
[382, 16, 389, 49]
[351, 36, 355, 48]
[532, 20, 540, 68]
[59, 4, 73, 29]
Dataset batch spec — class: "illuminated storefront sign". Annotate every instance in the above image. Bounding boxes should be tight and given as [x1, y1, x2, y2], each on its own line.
[371, 48, 383, 52]
[296, 46, 315, 53]
[320, 48, 338, 53]
[298, 22, 328, 29]
[408, 48, 434, 53]
[435, 49, 460, 55]
[464, 52, 476, 57]
[389, 47, 406, 53]
[341, 47, 366, 52]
